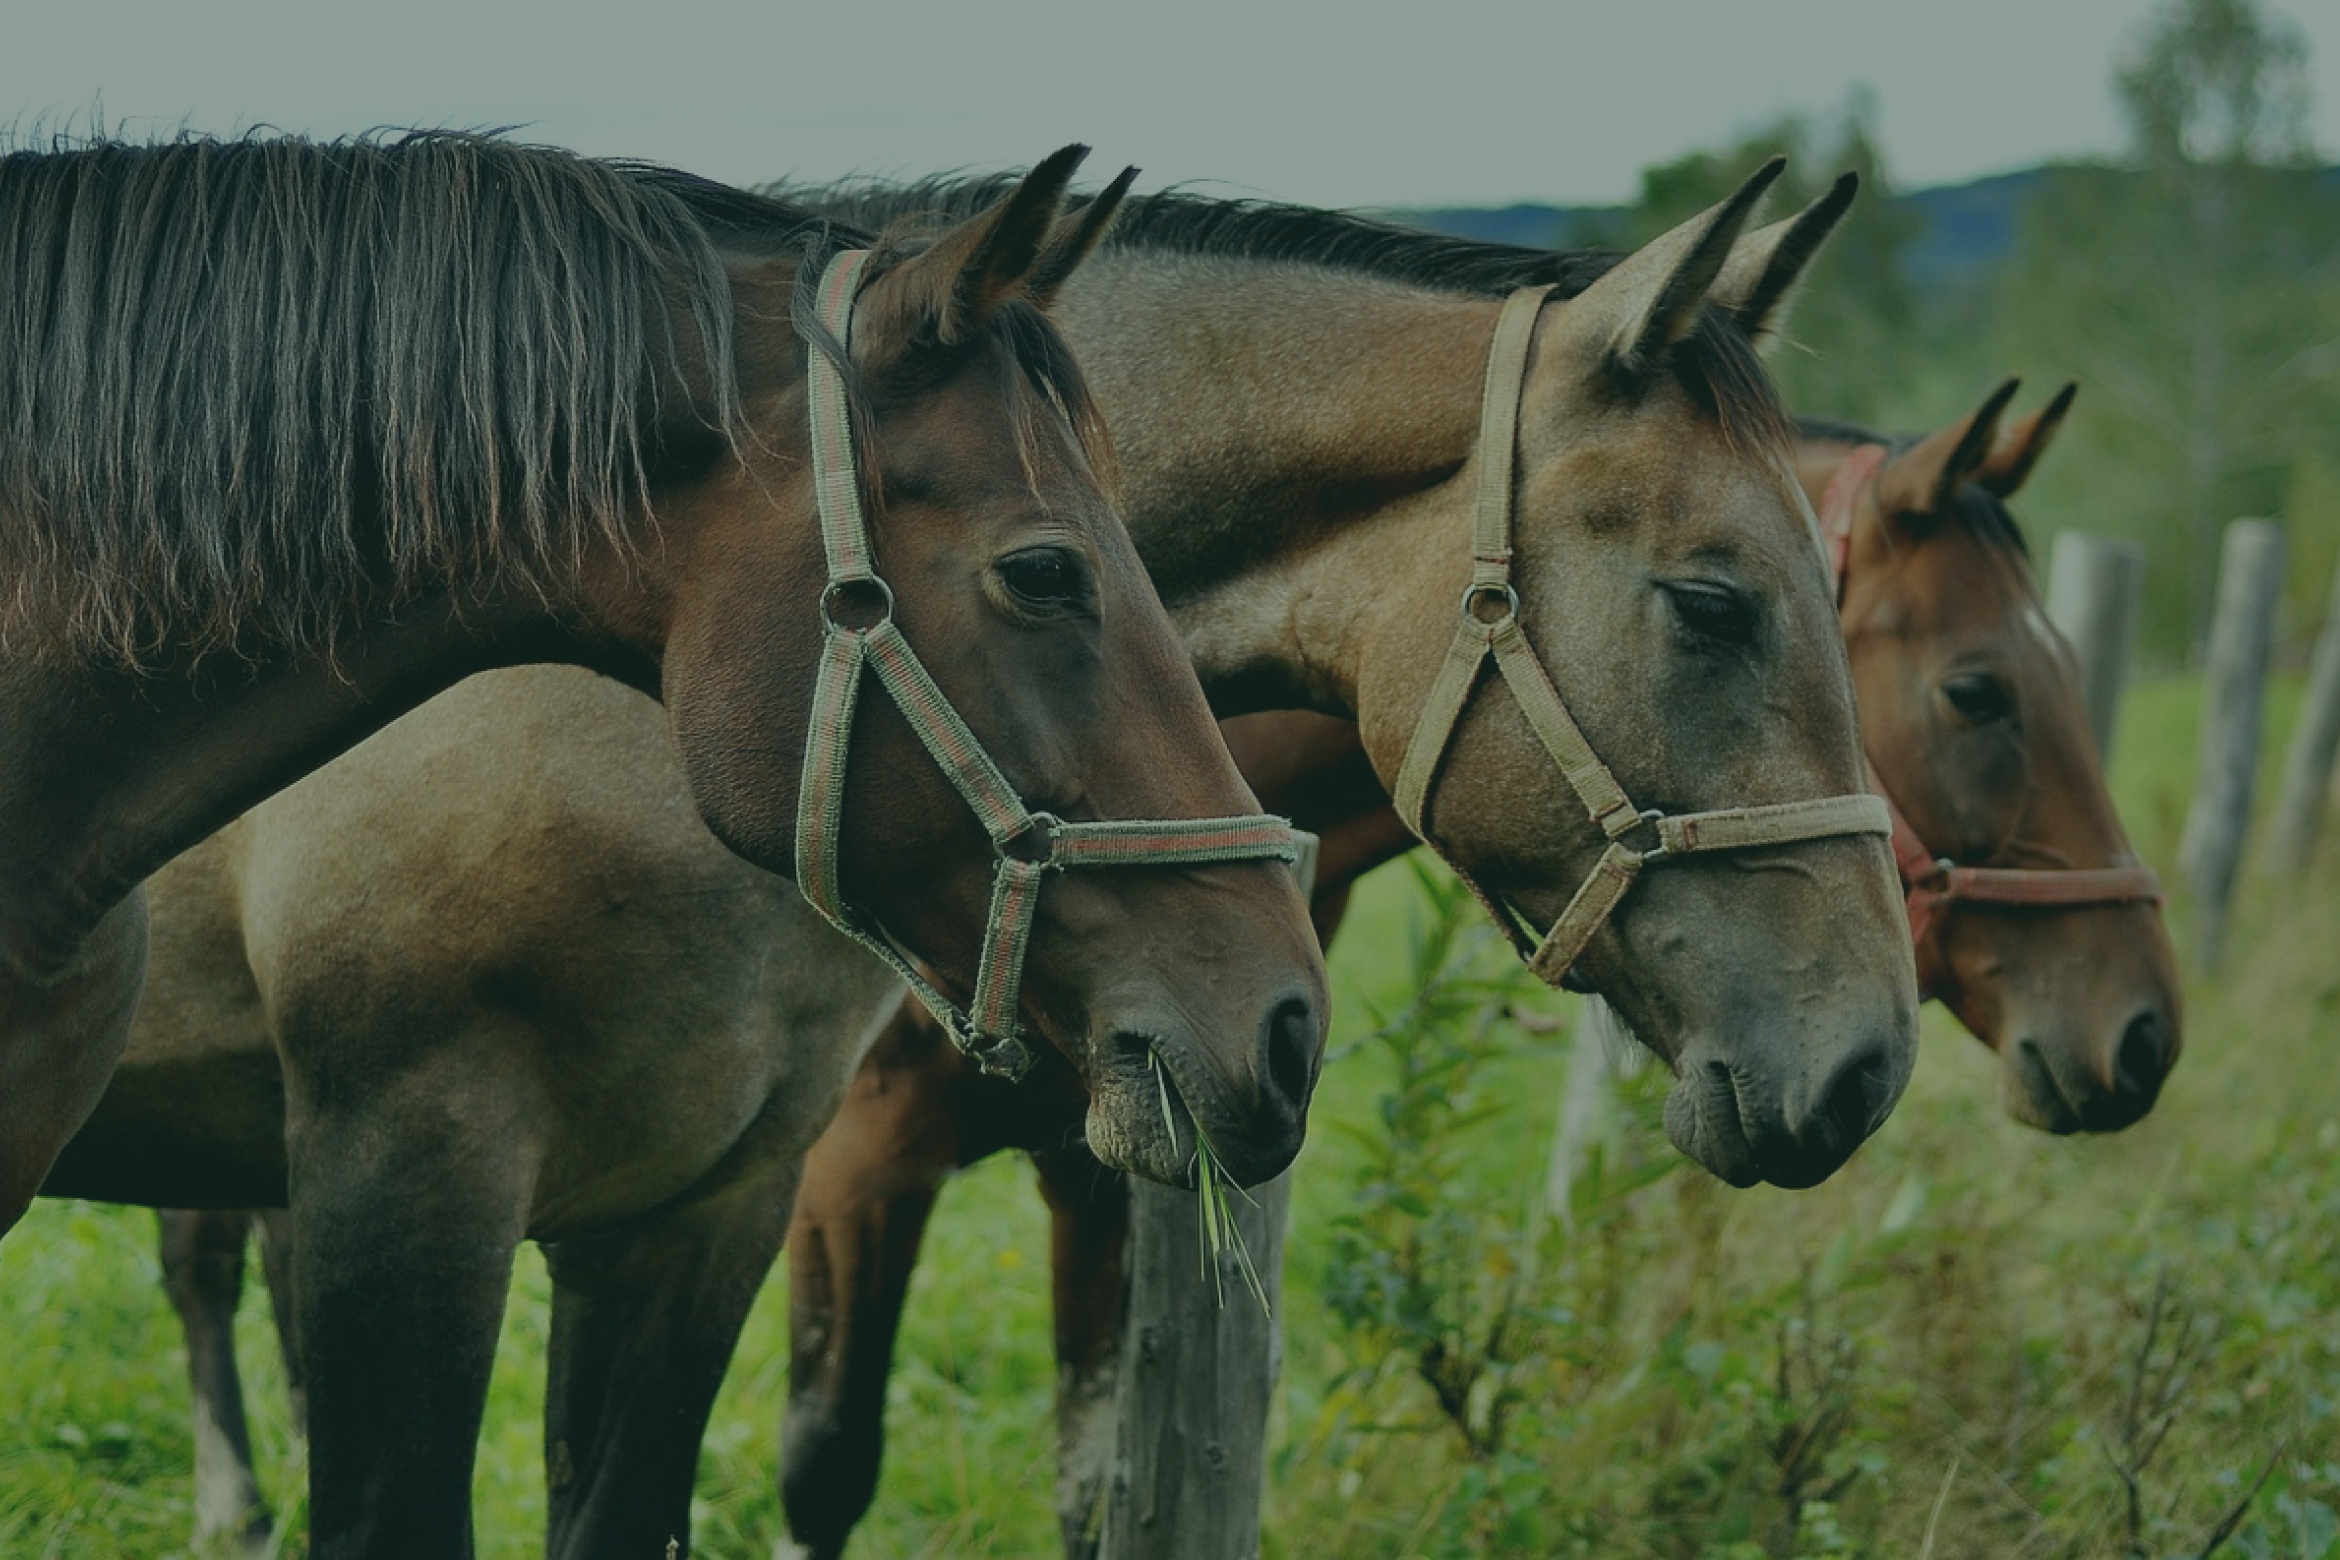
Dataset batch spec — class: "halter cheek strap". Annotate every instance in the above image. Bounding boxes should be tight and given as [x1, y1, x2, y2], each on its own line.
[1390, 285, 1892, 986]
[793, 250, 1300, 1080]
[1820, 442, 2164, 963]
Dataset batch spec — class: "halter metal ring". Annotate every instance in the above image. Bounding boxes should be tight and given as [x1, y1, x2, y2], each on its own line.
[1631, 808, 1669, 862]
[820, 576, 896, 632]
[1002, 810, 1063, 867]
[1460, 581, 1520, 627]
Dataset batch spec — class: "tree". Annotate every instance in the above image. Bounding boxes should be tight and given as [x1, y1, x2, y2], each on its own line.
[1993, 0, 2340, 659]
[2117, 0, 2312, 168]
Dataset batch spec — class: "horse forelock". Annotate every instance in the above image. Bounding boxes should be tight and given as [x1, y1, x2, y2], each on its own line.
[785, 224, 1119, 529]
[0, 130, 862, 669]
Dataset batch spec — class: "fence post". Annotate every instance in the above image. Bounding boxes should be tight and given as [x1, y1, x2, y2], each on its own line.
[2263, 552, 2340, 873]
[1544, 1001, 1622, 1226]
[2045, 531, 2147, 759]
[2177, 518, 2285, 971]
[1098, 1173, 1287, 1560]
[1096, 839, 1316, 1560]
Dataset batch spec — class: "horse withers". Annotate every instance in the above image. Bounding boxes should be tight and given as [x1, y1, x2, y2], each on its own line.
[0, 135, 1327, 1242]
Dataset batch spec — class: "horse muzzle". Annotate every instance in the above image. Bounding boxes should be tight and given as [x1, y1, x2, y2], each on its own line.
[1665, 1028, 1911, 1190]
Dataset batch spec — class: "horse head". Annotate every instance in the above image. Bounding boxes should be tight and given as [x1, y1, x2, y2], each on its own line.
[655, 150, 1327, 1187]
[1819, 382, 2182, 1133]
[1353, 164, 1919, 1189]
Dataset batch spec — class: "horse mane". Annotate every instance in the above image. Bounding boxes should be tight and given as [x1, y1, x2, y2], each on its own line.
[1794, 415, 2033, 559]
[792, 174, 1793, 455]
[0, 131, 869, 668]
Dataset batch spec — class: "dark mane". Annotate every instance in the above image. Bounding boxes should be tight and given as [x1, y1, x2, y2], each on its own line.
[1793, 415, 2033, 559]
[790, 174, 1792, 454]
[0, 131, 872, 667]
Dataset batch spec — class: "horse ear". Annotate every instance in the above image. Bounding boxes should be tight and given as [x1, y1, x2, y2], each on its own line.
[1026, 165, 1137, 310]
[1711, 171, 1858, 343]
[865, 143, 1089, 349]
[1977, 381, 2077, 497]
[1876, 378, 2023, 520]
[1553, 157, 1784, 381]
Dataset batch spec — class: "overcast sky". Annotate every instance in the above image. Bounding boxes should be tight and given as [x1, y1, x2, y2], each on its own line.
[7, 1, 2336, 208]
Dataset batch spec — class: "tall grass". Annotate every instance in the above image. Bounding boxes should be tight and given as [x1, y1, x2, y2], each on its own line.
[2, 673, 2335, 1557]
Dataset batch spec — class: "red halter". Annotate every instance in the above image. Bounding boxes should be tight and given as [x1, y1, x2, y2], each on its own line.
[1818, 444, 2165, 959]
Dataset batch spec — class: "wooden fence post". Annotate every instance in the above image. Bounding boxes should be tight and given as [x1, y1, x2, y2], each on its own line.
[1097, 1174, 1287, 1560]
[2045, 531, 2147, 759]
[1096, 837, 1315, 1560]
[2263, 552, 2340, 873]
[2177, 519, 2285, 971]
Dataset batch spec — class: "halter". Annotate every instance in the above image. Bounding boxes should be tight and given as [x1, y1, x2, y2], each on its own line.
[1816, 442, 2164, 957]
[792, 251, 1300, 1081]
[1390, 285, 1893, 987]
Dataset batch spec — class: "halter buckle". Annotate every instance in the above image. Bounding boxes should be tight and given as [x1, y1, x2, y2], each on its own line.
[1629, 808, 1670, 863]
[820, 576, 896, 633]
[1459, 581, 1521, 627]
[957, 1022, 1037, 1082]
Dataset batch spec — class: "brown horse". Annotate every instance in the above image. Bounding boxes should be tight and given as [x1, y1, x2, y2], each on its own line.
[83, 164, 1919, 1555]
[772, 383, 2184, 1559]
[0, 133, 1329, 1246]
[7, 135, 1346, 1559]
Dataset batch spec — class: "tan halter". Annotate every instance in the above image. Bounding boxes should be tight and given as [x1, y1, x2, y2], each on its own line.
[1391, 285, 1893, 987]
[793, 251, 1301, 1080]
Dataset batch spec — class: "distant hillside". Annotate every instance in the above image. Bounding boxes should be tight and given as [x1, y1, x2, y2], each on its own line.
[1401, 163, 2340, 293]
[1400, 166, 2045, 290]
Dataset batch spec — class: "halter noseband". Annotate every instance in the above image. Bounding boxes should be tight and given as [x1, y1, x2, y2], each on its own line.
[1816, 442, 2164, 958]
[1390, 285, 1893, 987]
[793, 251, 1300, 1081]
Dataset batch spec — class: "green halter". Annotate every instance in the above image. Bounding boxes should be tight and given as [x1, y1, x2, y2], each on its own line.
[1391, 284, 1894, 987]
[792, 250, 1300, 1081]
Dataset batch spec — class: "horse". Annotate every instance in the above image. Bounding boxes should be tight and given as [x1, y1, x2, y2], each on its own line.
[0, 133, 1331, 1235]
[0, 131, 1341, 1556]
[73, 161, 1921, 1555]
[766, 382, 2185, 1560]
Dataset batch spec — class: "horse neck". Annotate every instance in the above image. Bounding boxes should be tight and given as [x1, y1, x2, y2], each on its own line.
[1053, 255, 1497, 714]
[0, 591, 643, 977]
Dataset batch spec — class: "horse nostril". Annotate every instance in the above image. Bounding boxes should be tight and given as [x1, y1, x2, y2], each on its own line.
[2115, 1008, 2169, 1098]
[1261, 993, 1320, 1113]
[1813, 1045, 1898, 1157]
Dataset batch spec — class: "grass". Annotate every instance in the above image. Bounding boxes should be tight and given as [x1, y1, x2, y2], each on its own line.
[1147, 1041, 1271, 1316]
[4, 671, 2338, 1557]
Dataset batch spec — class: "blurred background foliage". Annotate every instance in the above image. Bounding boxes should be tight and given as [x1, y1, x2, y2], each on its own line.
[1410, 0, 2340, 666]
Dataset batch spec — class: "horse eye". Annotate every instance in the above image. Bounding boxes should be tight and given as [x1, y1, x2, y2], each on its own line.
[1663, 581, 1756, 646]
[997, 548, 1085, 609]
[1942, 672, 2013, 724]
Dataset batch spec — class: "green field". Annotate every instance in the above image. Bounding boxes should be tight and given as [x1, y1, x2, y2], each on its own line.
[4, 672, 2337, 1559]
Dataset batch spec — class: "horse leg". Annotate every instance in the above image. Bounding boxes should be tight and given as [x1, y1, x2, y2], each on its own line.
[254, 1206, 308, 1435]
[289, 1099, 527, 1560]
[778, 1128, 954, 1560]
[157, 1208, 275, 1557]
[537, 1157, 796, 1560]
[1032, 1144, 1130, 1560]
[0, 893, 146, 1232]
